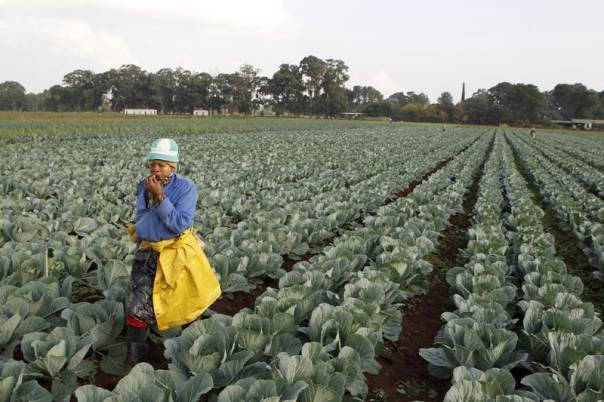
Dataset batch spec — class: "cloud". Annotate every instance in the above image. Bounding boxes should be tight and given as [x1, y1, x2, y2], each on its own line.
[0, 0, 300, 39]
[0, 0, 300, 90]
[366, 70, 400, 96]
[0, 16, 136, 71]
[117, 0, 298, 38]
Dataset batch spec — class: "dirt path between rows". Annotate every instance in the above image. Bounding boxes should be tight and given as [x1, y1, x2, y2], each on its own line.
[365, 134, 493, 402]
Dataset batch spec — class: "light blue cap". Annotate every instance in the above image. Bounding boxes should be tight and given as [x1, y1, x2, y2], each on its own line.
[146, 138, 179, 163]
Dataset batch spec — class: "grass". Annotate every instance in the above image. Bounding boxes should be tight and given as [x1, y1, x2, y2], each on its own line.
[1, 112, 602, 140]
[0, 113, 398, 138]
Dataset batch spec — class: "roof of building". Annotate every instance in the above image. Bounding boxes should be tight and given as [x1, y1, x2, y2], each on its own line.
[551, 119, 604, 124]
[571, 119, 604, 124]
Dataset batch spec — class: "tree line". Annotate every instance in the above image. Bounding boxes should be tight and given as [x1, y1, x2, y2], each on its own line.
[1, 55, 603, 125]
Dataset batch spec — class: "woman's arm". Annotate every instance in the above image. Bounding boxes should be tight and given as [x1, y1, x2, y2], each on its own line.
[156, 180, 197, 234]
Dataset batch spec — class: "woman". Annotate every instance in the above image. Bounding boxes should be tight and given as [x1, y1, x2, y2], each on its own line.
[126, 138, 221, 366]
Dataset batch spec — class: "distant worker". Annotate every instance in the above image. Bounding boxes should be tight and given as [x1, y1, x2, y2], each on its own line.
[530, 128, 536, 138]
[442, 125, 446, 132]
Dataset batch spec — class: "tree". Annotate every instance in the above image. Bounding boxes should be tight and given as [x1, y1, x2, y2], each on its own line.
[488, 82, 544, 125]
[362, 102, 392, 117]
[11, 58, 602, 123]
[387, 92, 409, 105]
[24, 92, 48, 111]
[173, 68, 196, 114]
[231, 64, 261, 115]
[387, 91, 429, 107]
[463, 89, 497, 125]
[299, 55, 328, 114]
[62, 69, 102, 111]
[425, 104, 448, 122]
[208, 73, 233, 114]
[595, 90, 604, 118]
[254, 76, 271, 113]
[321, 58, 349, 116]
[350, 85, 383, 108]
[266, 63, 305, 115]
[190, 72, 213, 112]
[552, 83, 600, 119]
[391, 102, 446, 122]
[0, 81, 26, 111]
[437, 91, 455, 122]
[149, 68, 177, 113]
[542, 90, 563, 121]
[102, 64, 151, 111]
[406, 91, 430, 107]
[43, 85, 69, 111]
[298, 56, 349, 116]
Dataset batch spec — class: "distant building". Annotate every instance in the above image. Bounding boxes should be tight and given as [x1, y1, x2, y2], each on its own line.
[257, 104, 277, 117]
[338, 112, 364, 119]
[551, 118, 604, 130]
[123, 109, 157, 115]
[193, 109, 209, 116]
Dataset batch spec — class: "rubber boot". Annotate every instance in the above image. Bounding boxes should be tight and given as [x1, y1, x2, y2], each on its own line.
[126, 325, 149, 368]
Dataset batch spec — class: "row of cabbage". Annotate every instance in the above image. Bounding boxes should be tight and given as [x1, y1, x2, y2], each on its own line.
[519, 133, 604, 199]
[501, 134, 604, 401]
[0, 127, 478, 299]
[60, 133, 493, 401]
[421, 133, 604, 401]
[539, 133, 604, 170]
[507, 132, 604, 275]
[202, 128, 478, 293]
[0, 129, 477, 362]
[0, 126, 481, 400]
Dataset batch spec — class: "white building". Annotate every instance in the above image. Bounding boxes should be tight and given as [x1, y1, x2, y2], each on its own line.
[193, 109, 209, 116]
[123, 109, 157, 115]
[256, 104, 277, 117]
[551, 119, 604, 130]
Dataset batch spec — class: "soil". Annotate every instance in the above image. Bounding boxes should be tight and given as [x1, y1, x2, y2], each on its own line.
[86, 341, 169, 392]
[210, 277, 279, 315]
[93, 371, 122, 391]
[365, 274, 450, 402]
[365, 134, 492, 401]
[506, 133, 604, 315]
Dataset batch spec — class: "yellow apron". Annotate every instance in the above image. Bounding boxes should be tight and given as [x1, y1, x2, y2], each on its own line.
[128, 225, 221, 330]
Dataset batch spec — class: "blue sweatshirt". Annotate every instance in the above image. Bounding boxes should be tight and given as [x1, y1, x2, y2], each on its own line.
[135, 174, 197, 242]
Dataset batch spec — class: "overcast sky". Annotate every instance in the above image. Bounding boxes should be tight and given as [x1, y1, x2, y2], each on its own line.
[1, 0, 603, 102]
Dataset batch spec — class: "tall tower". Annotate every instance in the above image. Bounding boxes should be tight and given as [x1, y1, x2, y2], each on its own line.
[461, 82, 466, 102]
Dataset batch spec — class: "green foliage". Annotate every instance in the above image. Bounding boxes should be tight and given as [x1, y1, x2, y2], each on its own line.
[0, 82, 26, 112]
[4, 121, 603, 400]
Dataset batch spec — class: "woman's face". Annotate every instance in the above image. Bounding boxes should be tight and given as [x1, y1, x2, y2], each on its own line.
[148, 160, 174, 179]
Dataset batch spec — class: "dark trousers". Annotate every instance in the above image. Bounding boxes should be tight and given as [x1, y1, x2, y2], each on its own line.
[127, 248, 159, 326]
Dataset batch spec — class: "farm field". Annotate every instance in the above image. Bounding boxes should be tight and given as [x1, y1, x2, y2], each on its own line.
[0, 117, 603, 402]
